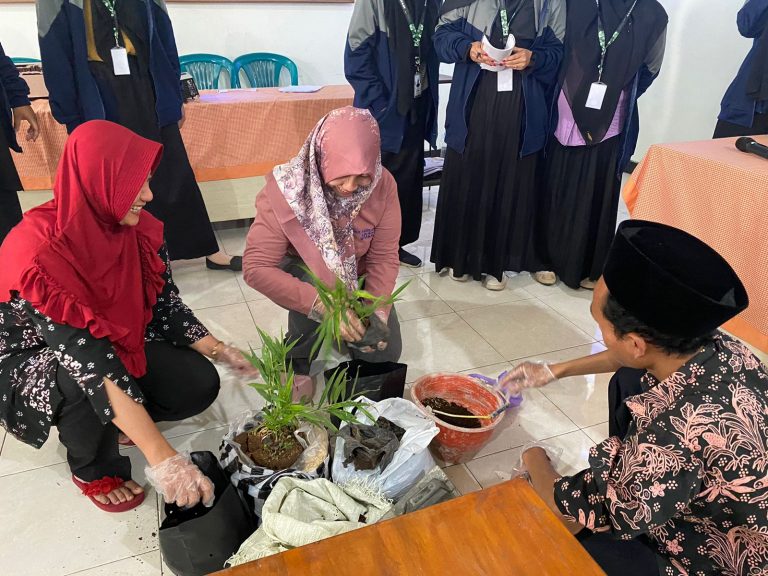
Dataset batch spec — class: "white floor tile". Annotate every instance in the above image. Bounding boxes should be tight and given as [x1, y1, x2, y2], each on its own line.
[538, 287, 602, 341]
[471, 389, 579, 459]
[442, 464, 482, 495]
[172, 267, 244, 310]
[420, 271, 533, 312]
[466, 429, 594, 489]
[246, 299, 290, 337]
[216, 226, 250, 256]
[399, 313, 505, 383]
[0, 463, 159, 576]
[65, 551, 162, 576]
[459, 300, 595, 361]
[393, 276, 453, 321]
[0, 427, 67, 477]
[235, 273, 268, 302]
[583, 422, 610, 445]
[532, 344, 611, 429]
[193, 303, 261, 344]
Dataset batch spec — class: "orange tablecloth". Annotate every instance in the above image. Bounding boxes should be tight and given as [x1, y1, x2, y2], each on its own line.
[11, 86, 354, 190]
[623, 137, 768, 353]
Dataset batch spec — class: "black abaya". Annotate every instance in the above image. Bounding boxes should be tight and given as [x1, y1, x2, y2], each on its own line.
[87, 0, 218, 260]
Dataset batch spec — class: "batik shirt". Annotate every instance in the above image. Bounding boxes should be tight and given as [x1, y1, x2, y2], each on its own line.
[556, 333, 768, 576]
[0, 245, 209, 448]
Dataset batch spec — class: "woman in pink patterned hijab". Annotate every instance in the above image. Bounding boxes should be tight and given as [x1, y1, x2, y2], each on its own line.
[243, 106, 402, 382]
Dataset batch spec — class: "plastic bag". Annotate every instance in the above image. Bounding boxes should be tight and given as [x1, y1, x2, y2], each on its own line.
[219, 410, 330, 522]
[331, 397, 439, 499]
[160, 452, 254, 576]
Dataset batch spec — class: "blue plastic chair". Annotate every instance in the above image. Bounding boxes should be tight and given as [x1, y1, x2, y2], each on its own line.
[179, 53, 234, 90]
[11, 57, 41, 64]
[232, 53, 299, 88]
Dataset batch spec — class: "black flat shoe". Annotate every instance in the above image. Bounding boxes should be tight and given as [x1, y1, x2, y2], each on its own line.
[205, 255, 243, 271]
[398, 248, 423, 268]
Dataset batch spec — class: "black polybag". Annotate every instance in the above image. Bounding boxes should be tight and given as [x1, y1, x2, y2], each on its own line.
[159, 451, 255, 576]
[324, 360, 407, 428]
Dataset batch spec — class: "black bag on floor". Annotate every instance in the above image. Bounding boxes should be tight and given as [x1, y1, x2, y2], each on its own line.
[325, 360, 407, 428]
[159, 451, 255, 576]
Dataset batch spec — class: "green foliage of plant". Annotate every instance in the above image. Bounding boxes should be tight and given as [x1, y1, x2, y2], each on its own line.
[303, 266, 410, 358]
[245, 327, 373, 432]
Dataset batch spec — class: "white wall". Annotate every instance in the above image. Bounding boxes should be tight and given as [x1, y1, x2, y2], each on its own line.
[0, 0, 756, 158]
[0, 2, 354, 85]
[635, 0, 752, 157]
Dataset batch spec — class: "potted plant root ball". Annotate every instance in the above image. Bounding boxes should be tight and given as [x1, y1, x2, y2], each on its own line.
[411, 373, 507, 464]
[220, 328, 373, 522]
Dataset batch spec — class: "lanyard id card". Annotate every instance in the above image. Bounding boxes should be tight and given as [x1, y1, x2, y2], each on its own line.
[398, 0, 429, 98]
[585, 82, 607, 109]
[593, 0, 638, 85]
[102, 0, 130, 76]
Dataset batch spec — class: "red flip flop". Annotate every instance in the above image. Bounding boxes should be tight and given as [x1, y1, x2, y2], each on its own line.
[72, 475, 146, 513]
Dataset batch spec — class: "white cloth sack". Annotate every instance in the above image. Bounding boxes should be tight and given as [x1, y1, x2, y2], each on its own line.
[227, 477, 391, 565]
[331, 397, 439, 499]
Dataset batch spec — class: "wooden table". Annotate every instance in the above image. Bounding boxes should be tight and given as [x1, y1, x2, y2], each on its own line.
[11, 85, 354, 190]
[623, 137, 768, 353]
[213, 479, 605, 576]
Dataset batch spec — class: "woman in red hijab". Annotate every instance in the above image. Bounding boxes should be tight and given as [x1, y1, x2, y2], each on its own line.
[0, 120, 254, 512]
[243, 107, 402, 387]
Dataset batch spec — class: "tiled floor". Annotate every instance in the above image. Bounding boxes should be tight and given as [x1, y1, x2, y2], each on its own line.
[1, 189, 765, 576]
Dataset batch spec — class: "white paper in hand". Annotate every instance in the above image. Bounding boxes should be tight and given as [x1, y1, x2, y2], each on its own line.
[585, 82, 608, 110]
[479, 34, 515, 73]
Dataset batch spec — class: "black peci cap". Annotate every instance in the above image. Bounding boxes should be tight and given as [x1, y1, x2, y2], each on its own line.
[602, 220, 749, 338]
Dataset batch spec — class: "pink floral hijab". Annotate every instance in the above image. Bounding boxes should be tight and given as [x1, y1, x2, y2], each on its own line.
[273, 107, 382, 290]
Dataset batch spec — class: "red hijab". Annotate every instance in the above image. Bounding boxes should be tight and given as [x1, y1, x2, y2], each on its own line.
[0, 120, 166, 377]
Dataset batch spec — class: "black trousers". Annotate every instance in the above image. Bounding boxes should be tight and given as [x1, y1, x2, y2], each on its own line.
[0, 188, 22, 246]
[576, 367, 659, 576]
[54, 341, 220, 481]
[381, 97, 427, 247]
[713, 112, 768, 138]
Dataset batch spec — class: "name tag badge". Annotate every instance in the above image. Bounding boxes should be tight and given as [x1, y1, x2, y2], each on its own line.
[497, 68, 514, 92]
[414, 72, 423, 98]
[585, 82, 607, 110]
[111, 47, 131, 76]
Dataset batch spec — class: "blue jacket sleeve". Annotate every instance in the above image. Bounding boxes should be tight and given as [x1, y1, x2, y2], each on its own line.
[152, 1, 182, 99]
[0, 44, 31, 109]
[433, 8, 473, 64]
[37, 0, 83, 132]
[637, 26, 667, 98]
[738, 0, 768, 38]
[527, 0, 565, 86]
[344, 0, 389, 117]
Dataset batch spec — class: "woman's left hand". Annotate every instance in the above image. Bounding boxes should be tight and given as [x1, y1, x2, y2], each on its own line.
[502, 47, 533, 71]
[216, 344, 260, 378]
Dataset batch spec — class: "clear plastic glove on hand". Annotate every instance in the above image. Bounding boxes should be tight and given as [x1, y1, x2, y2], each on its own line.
[145, 452, 215, 508]
[498, 362, 556, 397]
[216, 344, 260, 378]
[468, 370, 524, 410]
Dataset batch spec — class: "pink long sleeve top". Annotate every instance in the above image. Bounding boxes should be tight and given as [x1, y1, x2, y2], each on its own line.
[243, 170, 402, 316]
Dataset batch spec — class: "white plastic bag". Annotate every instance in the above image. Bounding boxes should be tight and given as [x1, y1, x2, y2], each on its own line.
[219, 410, 330, 520]
[331, 398, 439, 499]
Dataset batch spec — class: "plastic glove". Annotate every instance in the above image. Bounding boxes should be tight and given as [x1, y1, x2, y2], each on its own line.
[145, 452, 215, 508]
[309, 300, 366, 343]
[468, 370, 524, 410]
[216, 344, 260, 378]
[509, 442, 564, 481]
[499, 362, 556, 396]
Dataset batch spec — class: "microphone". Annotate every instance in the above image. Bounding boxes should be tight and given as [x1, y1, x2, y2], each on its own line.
[735, 136, 768, 160]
